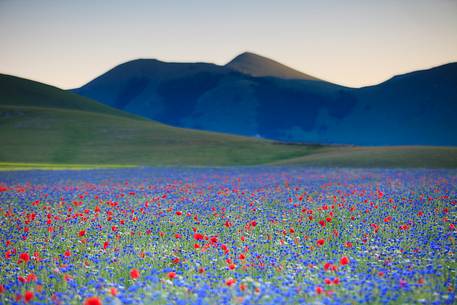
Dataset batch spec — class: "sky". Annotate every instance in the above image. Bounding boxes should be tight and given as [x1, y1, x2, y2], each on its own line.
[1, 0, 457, 89]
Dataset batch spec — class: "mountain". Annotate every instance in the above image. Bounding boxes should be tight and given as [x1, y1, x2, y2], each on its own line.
[73, 53, 457, 146]
[226, 52, 319, 80]
[1, 74, 457, 168]
[0, 74, 326, 165]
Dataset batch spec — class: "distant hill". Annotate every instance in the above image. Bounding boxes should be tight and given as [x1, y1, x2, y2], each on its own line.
[73, 52, 457, 146]
[226, 52, 320, 80]
[0, 74, 140, 119]
[0, 73, 323, 165]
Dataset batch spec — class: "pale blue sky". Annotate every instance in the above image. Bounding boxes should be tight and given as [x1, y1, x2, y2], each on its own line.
[1, 0, 457, 88]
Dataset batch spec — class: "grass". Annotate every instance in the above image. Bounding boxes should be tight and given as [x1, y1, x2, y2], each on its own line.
[0, 105, 320, 166]
[0, 74, 142, 120]
[270, 146, 457, 168]
[0, 162, 136, 171]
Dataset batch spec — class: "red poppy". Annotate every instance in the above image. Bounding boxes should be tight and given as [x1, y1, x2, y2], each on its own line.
[26, 273, 37, 282]
[110, 288, 118, 296]
[84, 296, 102, 305]
[225, 278, 236, 287]
[18, 252, 30, 264]
[79, 230, 86, 237]
[167, 271, 177, 279]
[340, 256, 349, 266]
[24, 291, 34, 303]
[317, 239, 325, 246]
[130, 268, 140, 279]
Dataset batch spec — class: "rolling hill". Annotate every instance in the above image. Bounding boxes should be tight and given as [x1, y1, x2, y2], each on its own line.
[0, 74, 325, 166]
[73, 52, 457, 146]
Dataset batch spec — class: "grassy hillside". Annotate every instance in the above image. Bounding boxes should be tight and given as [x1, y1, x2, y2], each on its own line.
[270, 146, 457, 168]
[0, 74, 143, 119]
[0, 104, 321, 166]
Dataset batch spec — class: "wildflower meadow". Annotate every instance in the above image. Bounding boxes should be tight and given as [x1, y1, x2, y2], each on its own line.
[0, 167, 455, 304]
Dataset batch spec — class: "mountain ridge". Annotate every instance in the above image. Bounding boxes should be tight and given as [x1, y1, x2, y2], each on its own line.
[72, 53, 457, 146]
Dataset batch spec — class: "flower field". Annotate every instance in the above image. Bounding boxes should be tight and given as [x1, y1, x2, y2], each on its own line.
[0, 167, 456, 304]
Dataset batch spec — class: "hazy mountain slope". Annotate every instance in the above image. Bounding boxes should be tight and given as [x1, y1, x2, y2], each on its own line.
[73, 54, 457, 146]
[74, 55, 356, 141]
[325, 63, 457, 145]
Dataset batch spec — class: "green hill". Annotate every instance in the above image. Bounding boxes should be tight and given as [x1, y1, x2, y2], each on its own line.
[0, 74, 320, 166]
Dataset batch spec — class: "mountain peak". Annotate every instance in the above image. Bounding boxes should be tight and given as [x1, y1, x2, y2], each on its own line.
[226, 51, 320, 81]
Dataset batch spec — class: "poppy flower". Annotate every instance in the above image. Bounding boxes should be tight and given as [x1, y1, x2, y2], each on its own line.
[84, 296, 102, 305]
[340, 256, 349, 266]
[130, 268, 140, 279]
[18, 252, 30, 264]
[317, 239, 325, 246]
[110, 287, 118, 296]
[167, 271, 177, 279]
[24, 291, 34, 303]
[194, 233, 204, 240]
[225, 278, 236, 286]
